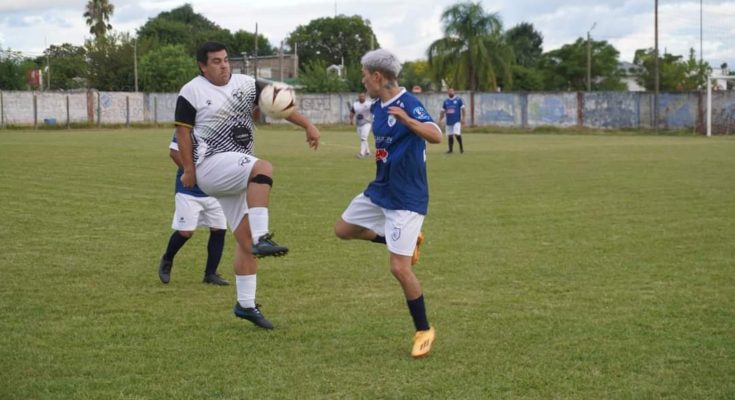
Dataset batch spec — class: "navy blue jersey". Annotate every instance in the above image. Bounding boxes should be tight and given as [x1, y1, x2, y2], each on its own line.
[365, 89, 435, 215]
[442, 96, 464, 125]
[170, 134, 208, 197]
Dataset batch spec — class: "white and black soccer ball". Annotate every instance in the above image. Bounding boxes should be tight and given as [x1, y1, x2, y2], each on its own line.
[258, 83, 296, 119]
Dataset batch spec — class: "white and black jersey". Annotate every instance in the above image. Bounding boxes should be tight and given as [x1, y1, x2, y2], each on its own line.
[351, 100, 373, 127]
[174, 74, 264, 164]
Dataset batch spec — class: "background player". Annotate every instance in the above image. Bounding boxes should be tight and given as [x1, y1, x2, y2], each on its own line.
[438, 87, 465, 154]
[349, 92, 373, 158]
[158, 132, 229, 286]
[334, 48, 441, 358]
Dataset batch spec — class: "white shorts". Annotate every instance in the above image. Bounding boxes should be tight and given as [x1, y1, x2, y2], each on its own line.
[195, 152, 259, 231]
[172, 193, 227, 231]
[341, 193, 424, 257]
[445, 122, 462, 136]
[356, 124, 371, 141]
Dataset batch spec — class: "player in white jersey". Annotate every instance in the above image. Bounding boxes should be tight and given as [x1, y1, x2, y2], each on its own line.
[349, 92, 373, 158]
[175, 42, 320, 330]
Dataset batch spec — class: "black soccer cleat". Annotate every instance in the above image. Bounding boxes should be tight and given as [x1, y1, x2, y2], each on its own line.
[202, 273, 230, 286]
[158, 257, 173, 284]
[234, 303, 274, 330]
[251, 233, 289, 258]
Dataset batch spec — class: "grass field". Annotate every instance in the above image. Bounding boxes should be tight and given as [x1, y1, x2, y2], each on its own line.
[1, 127, 734, 399]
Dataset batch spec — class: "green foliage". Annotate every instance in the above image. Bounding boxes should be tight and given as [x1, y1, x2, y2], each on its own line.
[139, 44, 198, 92]
[343, 62, 365, 92]
[35, 43, 87, 90]
[136, 4, 273, 57]
[505, 22, 543, 68]
[427, 2, 514, 91]
[633, 48, 710, 91]
[297, 59, 348, 93]
[85, 32, 136, 91]
[400, 60, 433, 92]
[539, 38, 625, 91]
[286, 15, 378, 69]
[0, 46, 33, 90]
[84, 0, 114, 39]
[511, 64, 544, 91]
[229, 30, 274, 57]
[1, 130, 734, 399]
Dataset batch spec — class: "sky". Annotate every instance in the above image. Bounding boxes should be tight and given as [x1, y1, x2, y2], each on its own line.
[1, 0, 734, 71]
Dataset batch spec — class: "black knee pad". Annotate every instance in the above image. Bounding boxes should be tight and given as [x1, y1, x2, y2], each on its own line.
[249, 174, 273, 187]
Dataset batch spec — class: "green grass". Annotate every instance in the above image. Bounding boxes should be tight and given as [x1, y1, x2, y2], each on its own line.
[1, 128, 733, 399]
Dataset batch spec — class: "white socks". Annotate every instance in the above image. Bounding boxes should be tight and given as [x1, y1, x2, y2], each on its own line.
[360, 140, 370, 155]
[236, 274, 257, 309]
[249, 207, 269, 242]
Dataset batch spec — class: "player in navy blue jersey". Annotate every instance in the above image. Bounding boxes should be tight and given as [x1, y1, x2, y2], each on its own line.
[158, 133, 228, 286]
[334, 49, 442, 358]
[438, 87, 465, 153]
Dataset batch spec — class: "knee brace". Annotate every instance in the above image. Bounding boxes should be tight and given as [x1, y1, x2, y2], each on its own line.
[249, 174, 273, 187]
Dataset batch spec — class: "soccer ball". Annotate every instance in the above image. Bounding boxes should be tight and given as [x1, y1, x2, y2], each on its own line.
[258, 83, 296, 119]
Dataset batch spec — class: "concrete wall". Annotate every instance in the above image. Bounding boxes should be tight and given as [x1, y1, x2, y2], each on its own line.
[583, 92, 640, 129]
[2, 89, 733, 133]
[710, 91, 735, 134]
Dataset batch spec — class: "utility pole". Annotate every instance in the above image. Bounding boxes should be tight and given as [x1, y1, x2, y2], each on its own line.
[654, 0, 659, 131]
[587, 22, 596, 92]
[134, 37, 139, 92]
[254, 23, 258, 80]
[46, 50, 51, 91]
[700, 0, 703, 64]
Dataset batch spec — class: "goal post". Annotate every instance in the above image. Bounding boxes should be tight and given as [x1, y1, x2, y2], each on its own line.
[706, 74, 735, 137]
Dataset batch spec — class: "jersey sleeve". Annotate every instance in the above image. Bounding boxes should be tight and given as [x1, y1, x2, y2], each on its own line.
[174, 85, 197, 128]
[408, 100, 433, 123]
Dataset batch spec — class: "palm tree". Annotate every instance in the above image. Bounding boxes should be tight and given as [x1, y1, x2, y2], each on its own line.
[84, 0, 115, 39]
[427, 2, 514, 91]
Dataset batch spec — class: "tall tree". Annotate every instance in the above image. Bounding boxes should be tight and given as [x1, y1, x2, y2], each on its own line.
[139, 44, 198, 92]
[35, 44, 87, 90]
[0, 46, 35, 90]
[633, 47, 710, 91]
[85, 32, 135, 91]
[286, 15, 378, 70]
[298, 59, 349, 93]
[401, 60, 433, 92]
[84, 0, 115, 39]
[427, 2, 514, 91]
[137, 4, 273, 57]
[505, 22, 543, 68]
[539, 38, 625, 91]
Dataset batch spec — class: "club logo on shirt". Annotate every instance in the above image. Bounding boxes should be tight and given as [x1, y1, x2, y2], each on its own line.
[375, 148, 389, 163]
[391, 227, 401, 241]
[413, 106, 431, 121]
[238, 156, 251, 167]
[232, 88, 245, 100]
[388, 115, 396, 127]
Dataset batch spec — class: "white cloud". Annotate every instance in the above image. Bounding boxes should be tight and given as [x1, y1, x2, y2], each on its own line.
[0, 0, 732, 68]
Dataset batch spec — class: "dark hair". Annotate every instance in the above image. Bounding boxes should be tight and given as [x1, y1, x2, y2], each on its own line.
[196, 41, 229, 66]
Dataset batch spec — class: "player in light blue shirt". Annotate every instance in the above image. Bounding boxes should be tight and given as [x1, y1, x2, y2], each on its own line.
[438, 87, 465, 153]
[335, 49, 442, 358]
